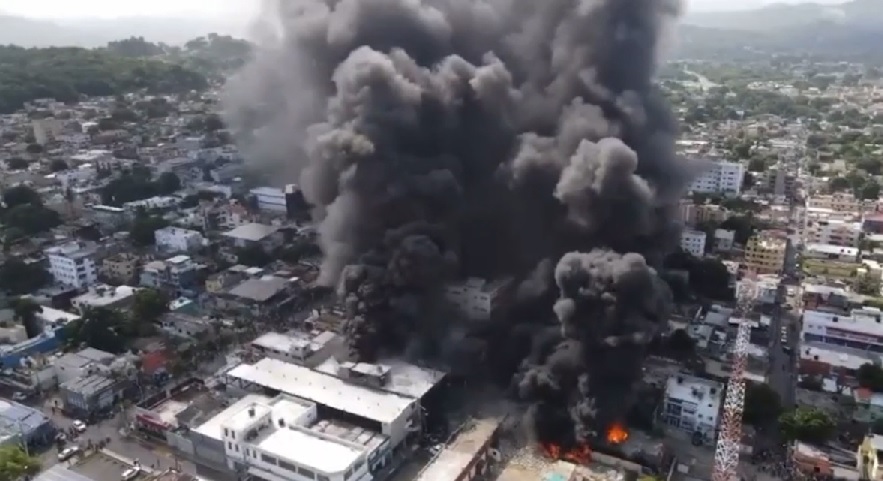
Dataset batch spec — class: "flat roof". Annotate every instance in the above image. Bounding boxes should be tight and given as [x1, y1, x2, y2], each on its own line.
[223, 223, 278, 242]
[315, 358, 445, 400]
[415, 418, 502, 481]
[259, 428, 362, 474]
[227, 402, 273, 432]
[227, 358, 414, 424]
[228, 277, 288, 302]
[194, 394, 272, 441]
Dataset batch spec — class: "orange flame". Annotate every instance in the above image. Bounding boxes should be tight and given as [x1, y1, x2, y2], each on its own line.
[606, 423, 628, 445]
[540, 442, 591, 464]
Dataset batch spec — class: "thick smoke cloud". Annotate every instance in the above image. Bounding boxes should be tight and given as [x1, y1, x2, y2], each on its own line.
[224, 0, 690, 445]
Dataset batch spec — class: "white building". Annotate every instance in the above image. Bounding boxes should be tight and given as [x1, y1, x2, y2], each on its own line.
[714, 229, 735, 251]
[154, 226, 205, 253]
[804, 243, 858, 262]
[32, 118, 63, 145]
[805, 220, 861, 247]
[45, 241, 99, 289]
[444, 277, 512, 320]
[801, 308, 883, 354]
[688, 161, 744, 195]
[223, 223, 284, 252]
[72, 285, 138, 313]
[251, 331, 340, 368]
[250, 187, 287, 213]
[224, 357, 443, 469]
[196, 394, 372, 481]
[680, 230, 707, 256]
[661, 373, 723, 445]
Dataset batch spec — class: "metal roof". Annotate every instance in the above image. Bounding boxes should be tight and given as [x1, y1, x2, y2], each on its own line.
[0, 399, 51, 435]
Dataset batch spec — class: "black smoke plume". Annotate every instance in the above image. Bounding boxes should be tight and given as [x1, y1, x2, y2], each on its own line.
[224, 0, 691, 445]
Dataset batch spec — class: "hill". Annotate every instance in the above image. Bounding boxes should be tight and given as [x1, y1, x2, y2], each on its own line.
[0, 14, 246, 47]
[683, 0, 883, 31]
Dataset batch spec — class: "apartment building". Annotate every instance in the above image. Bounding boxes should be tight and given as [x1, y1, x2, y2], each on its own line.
[680, 230, 707, 256]
[807, 193, 862, 214]
[45, 241, 99, 289]
[743, 232, 787, 275]
[661, 373, 723, 445]
[805, 219, 862, 247]
[154, 227, 205, 253]
[140, 256, 202, 296]
[100, 253, 140, 284]
[444, 277, 513, 320]
[688, 160, 744, 195]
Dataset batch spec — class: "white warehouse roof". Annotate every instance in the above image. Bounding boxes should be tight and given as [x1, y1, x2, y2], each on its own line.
[259, 427, 362, 475]
[226, 358, 415, 424]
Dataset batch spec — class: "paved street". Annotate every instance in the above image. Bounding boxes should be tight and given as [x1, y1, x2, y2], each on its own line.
[33, 397, 214, 480]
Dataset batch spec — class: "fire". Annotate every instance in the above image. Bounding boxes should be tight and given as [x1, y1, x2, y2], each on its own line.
[540, 442, 592, 465]
[606, 423, 629, 445]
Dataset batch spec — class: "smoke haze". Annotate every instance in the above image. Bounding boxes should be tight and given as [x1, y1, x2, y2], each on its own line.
[223, 0, 692, 445]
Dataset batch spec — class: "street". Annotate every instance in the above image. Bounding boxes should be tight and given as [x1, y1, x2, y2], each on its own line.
[34, 396, 226, 480]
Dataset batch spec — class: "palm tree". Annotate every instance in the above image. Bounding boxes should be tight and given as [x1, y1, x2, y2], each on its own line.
[11, 298, 43, 339]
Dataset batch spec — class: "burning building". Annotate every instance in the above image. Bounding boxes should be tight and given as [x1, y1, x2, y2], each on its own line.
[224, 0, 692, 446]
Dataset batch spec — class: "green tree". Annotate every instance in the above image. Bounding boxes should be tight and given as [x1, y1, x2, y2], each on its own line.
[25, 143, 42, 154]
[11, 297, 42, 339]
[0, 259, 51, 295]
[743, 382, 783, 426]
[0, 445, 40, 481]
[2, 185, 41, 209]
[4, 157, 28, 170]
[857, 275, 882, 296]
[861, 181, 881, 201]
[156, 172, 182, 195]
[235, 244, 272, 267]
[829, 177, 851, 192]
[747, 157, 766, 172]
[858, 363, 883, 392]
[132, 289, 169, 324]
[129, 211, 169, 247]
[65, 307, 126, 353]
[49, 158, 68, 172]
[779, 407, 836, 444]
[2, 204, 61, 235]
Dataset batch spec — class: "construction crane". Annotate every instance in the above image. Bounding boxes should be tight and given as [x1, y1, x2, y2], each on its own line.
[712, 273, 758, 481]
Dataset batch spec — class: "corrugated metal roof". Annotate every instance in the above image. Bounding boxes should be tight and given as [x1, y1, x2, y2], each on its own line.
[33, 464, 97, 481]
[0, 399, 51, 434]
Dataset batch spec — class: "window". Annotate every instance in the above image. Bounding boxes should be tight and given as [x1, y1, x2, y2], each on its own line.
[317, 475, 329, 481]
[278, 460, 298, 472]
[297, 467, 316, 479]
[262, 453, 278, 465]
[231, 431, 235, 439]
[227, 442, 232, 450]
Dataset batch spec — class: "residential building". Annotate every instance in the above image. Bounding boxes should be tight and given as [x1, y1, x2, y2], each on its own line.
[680, 229, 707, 256]
[140, 256, 202, 296]
[158, 313, 213, 340]
[154, 227, 205, 253]
[865, 213, 883, 234]
[808, 193, 861, 214]
[743, 232, 787, 274]
[72, 285, 138, 313]
[215, 276, 295, 316]
[696, 203, 730, 225]
[45, 241, 99, 289]
[223, 223, 284, 253]
[444, 277, 512, 320]
[805, 220, 861, 247]
[660, 373, 723, 445]
[251, 331, 340, 368]
[223, 357, 445, 473]
[59, 374, 126, 417]
[688, 160, 744, 195]
[87, 204, 128, 230]
[53, 347, 116, 384]
[32, 118, 63, 145]
[801, 307, 883, 354]
[804, 243, 859, 262]
[714, 229, 735, 251]
[249, 187, 288, 213]
[201, 200, 254, 231]
[100, 253, 140, 284]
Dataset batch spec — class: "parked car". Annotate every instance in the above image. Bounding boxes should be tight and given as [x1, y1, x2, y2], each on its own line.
[73, 420, 87, 433]
[58, 446, 80, 461]
[121, 466, 141, 481]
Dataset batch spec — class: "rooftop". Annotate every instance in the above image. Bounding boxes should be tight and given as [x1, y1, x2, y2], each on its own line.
[61, 374, 115, 395]
[665, 373, 723, 408]
[806, 243, 859, 257]
[228, 277, 289, 303]
[252, 331, 337, 356]
[194, 394, 272, 441]
[315, 358, 446, 400]
[226, 358, 415, 424]
[45, 241, 97, 258]
[0, 399, 51, 437]
[415, 418, 502, 481]
[258, 427, 363, 475]
[73, 285, 137, 307]
[223, 223, 278, 242]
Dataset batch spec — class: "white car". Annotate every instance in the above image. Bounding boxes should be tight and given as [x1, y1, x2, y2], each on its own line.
[121, 466, 141, 481]
[58, 446, 80, 461]
[72, 420, 87, 433]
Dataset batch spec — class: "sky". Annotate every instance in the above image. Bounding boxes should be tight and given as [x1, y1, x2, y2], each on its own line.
[0, 0, 851, 19]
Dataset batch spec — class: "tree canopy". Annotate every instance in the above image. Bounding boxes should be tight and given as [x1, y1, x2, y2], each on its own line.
[0, 445, 40, 481]
[743, 382, 783, 426]
[0, 259, 51, 295]
[779, 407, 836, 444]
[858, 363, 883, 392]
[0, 45, 208, 114]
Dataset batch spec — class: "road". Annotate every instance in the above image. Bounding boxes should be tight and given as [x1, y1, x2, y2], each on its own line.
[34, 397, 228, 481]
